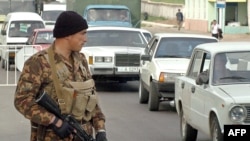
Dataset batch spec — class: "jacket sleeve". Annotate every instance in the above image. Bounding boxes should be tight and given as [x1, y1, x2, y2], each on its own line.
[92, 104, 106, 132]
[14, 54, 54, 126]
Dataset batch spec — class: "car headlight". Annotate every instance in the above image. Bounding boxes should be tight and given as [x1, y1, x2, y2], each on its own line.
[95, 57, 112, 63]
[104, 57, 112, 62]
[229, 105, 247, 123]
[159, 72, 179, 82]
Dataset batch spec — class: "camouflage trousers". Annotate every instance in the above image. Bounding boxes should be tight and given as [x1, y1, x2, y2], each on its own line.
[30, 122, 94, 141]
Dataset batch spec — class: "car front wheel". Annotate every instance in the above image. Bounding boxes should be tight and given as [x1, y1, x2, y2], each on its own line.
[139, 79, 149, 104]
[180, 108, 197, 141]
[211, 116, 223, 141]
[148, 81, 159, 111]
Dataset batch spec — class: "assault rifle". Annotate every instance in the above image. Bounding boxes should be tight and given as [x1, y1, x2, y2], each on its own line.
[36, 91, 95, 141]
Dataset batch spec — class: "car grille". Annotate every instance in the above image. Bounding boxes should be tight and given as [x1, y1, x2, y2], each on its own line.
[244, 105, 250, 123]
[115, 53, 140, 66]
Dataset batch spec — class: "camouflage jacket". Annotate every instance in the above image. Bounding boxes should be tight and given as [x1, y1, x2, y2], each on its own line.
[14, 47, 106, 141]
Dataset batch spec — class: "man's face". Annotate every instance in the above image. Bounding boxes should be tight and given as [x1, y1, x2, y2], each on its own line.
[68, 29, 87, 52]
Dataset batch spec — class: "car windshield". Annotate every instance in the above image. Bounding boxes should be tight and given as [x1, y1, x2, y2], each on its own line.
[84, 30, 147, 47]
[212, 52, 250, 85]
[35, 31, 54, 44]
[9, 21, 45, 37]
[155, 37, 217, 58]
[42, 10, 64, 21]
[87, 8, 130, 22]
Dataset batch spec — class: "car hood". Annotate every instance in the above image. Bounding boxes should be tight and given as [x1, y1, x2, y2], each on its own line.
[82, 46, 144, 55]
[155, 58, 190, 73]
[6, 37, 28, 44]
[218, 84, 250, 102]
[34, 44, 51, 51]
[88, 21, 132, 27]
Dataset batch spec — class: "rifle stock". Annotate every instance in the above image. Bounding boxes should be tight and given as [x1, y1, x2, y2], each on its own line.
[36, 91, 95, 141]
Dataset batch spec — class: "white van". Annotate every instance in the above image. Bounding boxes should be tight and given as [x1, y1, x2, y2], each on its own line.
[0, 12, 45, 69]
[0, 12, 45, 45]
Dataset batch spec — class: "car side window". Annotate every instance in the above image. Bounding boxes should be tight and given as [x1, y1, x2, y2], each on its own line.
[143, 32, 152, 42]
[1, 22, 7, 33]
[26, 31, 36, 45]
[187, 51, 204, 78]
[146, 39, 158, 56]
[149, 40, 158, 56]
[201, 53, 211, 72]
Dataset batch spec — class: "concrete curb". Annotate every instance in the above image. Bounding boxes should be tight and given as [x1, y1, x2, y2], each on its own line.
[141, 21, 176, 28]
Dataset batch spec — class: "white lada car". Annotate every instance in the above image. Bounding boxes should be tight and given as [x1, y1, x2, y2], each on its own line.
[175, 42, 250, 141]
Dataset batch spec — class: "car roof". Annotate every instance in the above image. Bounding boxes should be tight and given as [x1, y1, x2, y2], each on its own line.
[87, 26, 150, 32]
[33, 28, 53, 32]
[195, 42, 250, 54]
[5, 12, 43, 21]
[153, 33, 218, 40]
[86, 5, 129, 9]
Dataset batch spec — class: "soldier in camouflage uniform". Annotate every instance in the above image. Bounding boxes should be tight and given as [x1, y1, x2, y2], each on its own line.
[14, 11, 107, 141]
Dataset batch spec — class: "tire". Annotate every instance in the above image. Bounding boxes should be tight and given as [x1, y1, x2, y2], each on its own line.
[180, 108, 198, 141]
[211, 116, 223, 141]
[148, 81, 159, 111]
[139, 79, 149, 104]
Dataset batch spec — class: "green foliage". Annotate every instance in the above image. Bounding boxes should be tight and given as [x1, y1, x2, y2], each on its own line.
[141, 14, 166, 21]
[150, 0, 184, 4]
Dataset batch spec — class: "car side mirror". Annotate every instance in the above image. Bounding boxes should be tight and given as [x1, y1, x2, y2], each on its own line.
[141, 54, 151, 61]
[1, 30, 6, 35]
[196, 71, 209, 85]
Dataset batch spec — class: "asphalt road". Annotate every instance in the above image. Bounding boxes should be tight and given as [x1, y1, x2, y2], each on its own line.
[0, 80, 211, 141]
[95, 81, 211, 141]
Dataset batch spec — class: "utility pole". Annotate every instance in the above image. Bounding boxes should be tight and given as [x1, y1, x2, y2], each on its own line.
[216, 0, 225, 30]
[9, 0, 11, 12]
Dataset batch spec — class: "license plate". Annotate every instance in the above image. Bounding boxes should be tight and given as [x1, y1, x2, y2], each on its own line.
[117, 67, 139, 72]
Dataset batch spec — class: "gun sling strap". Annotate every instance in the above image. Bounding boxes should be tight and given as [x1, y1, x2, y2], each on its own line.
[48, 46, 69, 113]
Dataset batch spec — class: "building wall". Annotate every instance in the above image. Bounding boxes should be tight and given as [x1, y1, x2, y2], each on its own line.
[238, 3, 248, 25]
[185, 19, 209, 32]
[141, 0, 183, 19]
[142, 0, 249, 34]
[184, 0, 209, 32]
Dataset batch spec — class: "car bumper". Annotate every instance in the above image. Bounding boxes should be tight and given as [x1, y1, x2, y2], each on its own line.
[152, 80, 175, 99]
[90, 67, 140, 81]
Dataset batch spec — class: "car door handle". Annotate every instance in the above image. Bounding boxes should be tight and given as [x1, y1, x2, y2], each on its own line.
[191, 86, 195, 93]
[181, 82, 185, 89]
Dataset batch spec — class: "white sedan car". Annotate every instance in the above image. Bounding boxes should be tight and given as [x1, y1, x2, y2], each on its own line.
[139, 33, 218, 111]
[81, 26, 150, 83]
[175, 42, 250, 141]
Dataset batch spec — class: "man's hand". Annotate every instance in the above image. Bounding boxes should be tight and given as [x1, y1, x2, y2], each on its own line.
[51, 117, 74, 139]
[96, 131, 108, 141]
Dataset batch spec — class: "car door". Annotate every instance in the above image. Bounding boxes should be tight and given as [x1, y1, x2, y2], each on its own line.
[189, 52, 211, 129]
[181, 50, 207, 125]
[140, 36, 158, 87]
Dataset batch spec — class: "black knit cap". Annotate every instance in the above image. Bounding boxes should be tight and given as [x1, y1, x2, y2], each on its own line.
[53, 11, 88, 38]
